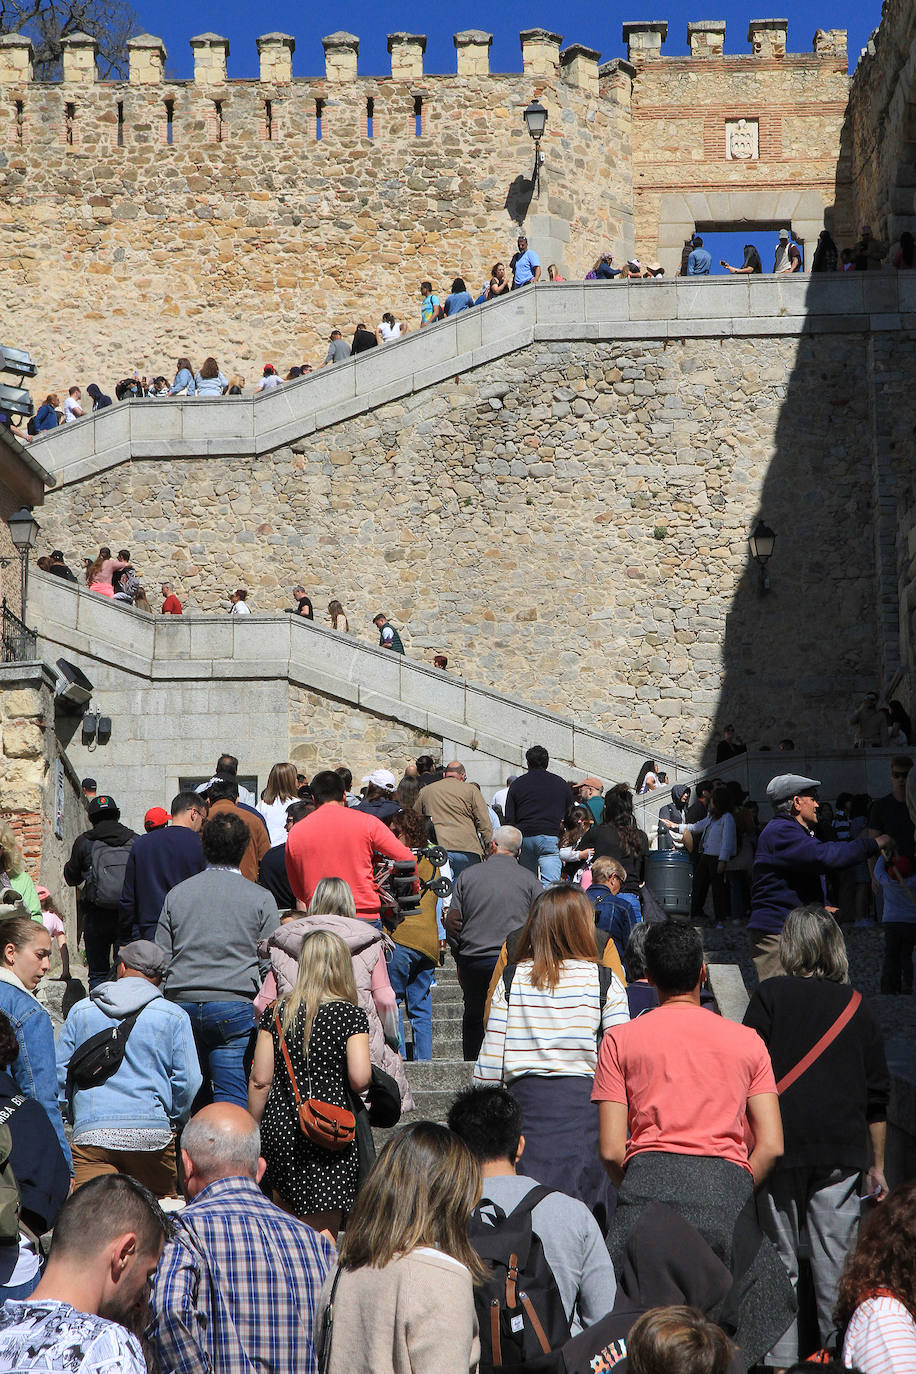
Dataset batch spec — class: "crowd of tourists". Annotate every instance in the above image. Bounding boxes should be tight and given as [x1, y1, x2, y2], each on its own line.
[0, 740, 912, 1372]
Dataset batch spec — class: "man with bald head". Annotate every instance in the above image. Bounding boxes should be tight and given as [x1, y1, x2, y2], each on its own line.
[147, 1104, 334, 1374]
[419, 759, 493, 878]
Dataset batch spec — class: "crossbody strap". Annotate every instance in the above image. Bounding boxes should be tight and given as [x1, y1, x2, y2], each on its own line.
[274, 1006, 307, 1107]
[0, 1094, 25, 1129]
[776, 990, 861, 1095]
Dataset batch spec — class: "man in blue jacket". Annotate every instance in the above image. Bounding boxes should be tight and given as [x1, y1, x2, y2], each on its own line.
[748, 773, 891, 980]
[119, 792, 206, 942]
[56, 940, 201, 1195]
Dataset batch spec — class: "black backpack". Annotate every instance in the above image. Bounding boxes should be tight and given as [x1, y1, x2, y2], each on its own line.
[64, 1006, 144, 1116]
[469, 1185, 571, 1373]
[84, 836, 135, 909]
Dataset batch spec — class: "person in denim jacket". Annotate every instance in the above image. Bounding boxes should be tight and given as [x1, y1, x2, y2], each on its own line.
[0, 910, 70, 1169]
[56, 940, 201, 1194]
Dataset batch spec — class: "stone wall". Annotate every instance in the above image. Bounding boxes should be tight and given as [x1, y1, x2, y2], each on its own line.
[289, 685, 439, 775]
[0, 20, 858, 399]
[845, 0, 916, 243]
[0, 663, 85, 934]
[623, 21, 853, 267]
[0, 28, 632, 400]
[35, 314, 895, 764]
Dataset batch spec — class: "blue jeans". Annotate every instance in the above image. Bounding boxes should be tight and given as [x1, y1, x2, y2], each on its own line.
[617, 892, 642, 925]
[387, 943, 436, 1061]
[520, 835, 562, 885]
[179, 1000, 256, 1109]
[448, 851, 481, 881]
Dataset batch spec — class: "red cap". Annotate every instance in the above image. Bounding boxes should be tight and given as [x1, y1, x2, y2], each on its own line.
[144, 807, 170, 832]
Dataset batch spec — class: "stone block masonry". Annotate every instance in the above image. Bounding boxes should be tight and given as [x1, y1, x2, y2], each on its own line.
[36, 316, 895, 765]
[0, 18, 858, 402]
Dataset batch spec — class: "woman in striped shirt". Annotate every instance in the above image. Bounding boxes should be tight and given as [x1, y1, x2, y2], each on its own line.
[837, 1179, 916, 1374]
[473, 887, 628, 1212]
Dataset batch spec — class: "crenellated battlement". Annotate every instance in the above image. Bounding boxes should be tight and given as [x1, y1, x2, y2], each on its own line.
[0, 20, 847, 91]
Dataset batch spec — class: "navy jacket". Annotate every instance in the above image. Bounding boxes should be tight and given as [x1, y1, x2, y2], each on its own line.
[0, 1068, 70, 1282]
[119, 826, 206, 941]
[505, 770, 574, 838]
[749, 816, 878, 934]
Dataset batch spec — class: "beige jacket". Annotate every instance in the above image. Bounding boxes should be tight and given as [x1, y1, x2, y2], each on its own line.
[319, 1249, 480, 1374]
[419, 778, 493, 857]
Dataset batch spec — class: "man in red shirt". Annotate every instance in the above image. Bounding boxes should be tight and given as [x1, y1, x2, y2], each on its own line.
[285, 770, 414, 922]
[161, 581, 183, 615]
[593, 921, 790, 1367]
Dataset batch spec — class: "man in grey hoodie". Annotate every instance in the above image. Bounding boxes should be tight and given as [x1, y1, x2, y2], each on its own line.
[56, 939, 201, 1194]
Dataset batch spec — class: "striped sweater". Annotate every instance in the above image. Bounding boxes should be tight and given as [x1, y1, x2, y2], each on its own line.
[474, 959, 629, 1084]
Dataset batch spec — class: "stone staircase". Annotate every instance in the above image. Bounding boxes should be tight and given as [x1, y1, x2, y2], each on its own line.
[399, 955, 472, 1125]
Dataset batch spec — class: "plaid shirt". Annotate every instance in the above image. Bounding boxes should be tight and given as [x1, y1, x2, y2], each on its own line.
[147, 1175, 333, 1374]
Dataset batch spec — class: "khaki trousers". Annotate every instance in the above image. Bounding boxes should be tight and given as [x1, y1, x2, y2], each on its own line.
[72, 1137, 178, 1196]
[748, 929, 784, 982]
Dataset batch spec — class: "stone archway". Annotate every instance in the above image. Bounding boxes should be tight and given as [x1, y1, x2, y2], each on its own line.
[655, 189, 829, 269]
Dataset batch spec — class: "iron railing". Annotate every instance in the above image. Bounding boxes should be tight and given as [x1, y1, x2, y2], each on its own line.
[0, 597, 36, 663]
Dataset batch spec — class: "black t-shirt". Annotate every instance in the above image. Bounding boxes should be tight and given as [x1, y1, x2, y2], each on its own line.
[580, 822, 648, 893]
[295, 597, 314, 619]
[867, 793, 914, 859]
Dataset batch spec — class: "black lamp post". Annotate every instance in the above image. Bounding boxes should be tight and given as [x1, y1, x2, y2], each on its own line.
[523, 98, 548, 196]
[8, 506, 40, 620]
[748, 518, 776, 593]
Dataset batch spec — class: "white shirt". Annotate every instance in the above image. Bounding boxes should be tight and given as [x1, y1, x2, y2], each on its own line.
[230, 600, 251, 615]
[378, 321, 403, 343]
[257, 796, 296, 847]
[64, 395, 83, 423]
[256, 374, 282, 391]
[843, 1295, 916, 1374]
[0, 1299, 146, 1373]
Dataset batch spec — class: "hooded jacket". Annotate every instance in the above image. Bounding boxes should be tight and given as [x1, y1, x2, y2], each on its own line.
[657, 785, 690, 852]
[258, 914, 413, 1110]
[56, 976, 201, 1137]
[563, 1202, 744, 1373]
[750, 816, 879, 934]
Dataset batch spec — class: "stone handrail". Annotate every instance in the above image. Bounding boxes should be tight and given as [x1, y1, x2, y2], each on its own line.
[30, 273, 916, 486]
[31, 571, 685, 784]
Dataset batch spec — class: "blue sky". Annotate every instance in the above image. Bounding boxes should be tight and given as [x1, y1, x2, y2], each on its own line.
[138, 0, 882, 80]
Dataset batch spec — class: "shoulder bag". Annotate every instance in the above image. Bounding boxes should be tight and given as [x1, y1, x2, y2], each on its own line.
[273, 1006, 356, 1152]
[775, 989, 861, 1095]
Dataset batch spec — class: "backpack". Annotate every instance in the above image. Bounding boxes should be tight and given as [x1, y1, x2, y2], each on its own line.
[26, 415, 38, 436]
[470, 1185, 571, 1373]
[84, 835, 135, 909]
[65, 1005, 144, 1116]
[0, 1096, 25, 1245]
[502, 951, 613, 1016]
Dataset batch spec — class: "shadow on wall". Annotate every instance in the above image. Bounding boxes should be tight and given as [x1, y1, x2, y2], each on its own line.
[706, 275, 909, 767]
[505, 174, 535, 226]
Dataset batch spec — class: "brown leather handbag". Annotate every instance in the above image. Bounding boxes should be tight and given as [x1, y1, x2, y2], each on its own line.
[274, 1007, 356, 1151]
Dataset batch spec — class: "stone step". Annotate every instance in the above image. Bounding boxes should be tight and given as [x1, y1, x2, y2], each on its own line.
[404, 1085, 470, 1120]
[405, 1059, 473, 1090]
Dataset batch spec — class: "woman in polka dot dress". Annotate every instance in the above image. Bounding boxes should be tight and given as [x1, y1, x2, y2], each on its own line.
[249, 929, 371, 1241]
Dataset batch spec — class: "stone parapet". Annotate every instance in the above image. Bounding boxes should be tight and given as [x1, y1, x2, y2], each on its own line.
[747, 18, 789, 56]
[387, 33, 426, 82]
[0, 34, 32, 83]
[622, 21, 668, 61]
[520, 28, 563, 76]
[61, 31, 98, 83]
[686, 21, 726, 56]
[454, 30, 492, 76]
[560, 44, 601, 93]
[322, 31, 359, 81]
[256, 32, 295, 85]
[127, 34, 167, 85]
[189, 32, 229, 84]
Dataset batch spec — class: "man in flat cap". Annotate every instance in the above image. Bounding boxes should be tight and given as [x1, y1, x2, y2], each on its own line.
[56, 939, 201, 1194]
[748, 774, 892, 980]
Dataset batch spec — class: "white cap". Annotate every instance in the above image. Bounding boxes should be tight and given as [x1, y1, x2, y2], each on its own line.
[368, 768, 397, 791]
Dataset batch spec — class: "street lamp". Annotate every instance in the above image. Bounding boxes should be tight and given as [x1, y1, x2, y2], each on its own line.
[8, 506, 40, 620]
[523, 98, 548, 196]
[748, 518, 776, 593]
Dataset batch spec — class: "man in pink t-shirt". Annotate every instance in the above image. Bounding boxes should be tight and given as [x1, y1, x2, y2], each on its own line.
[593, 922, 791, 1367]
[285, 768, 414, 921]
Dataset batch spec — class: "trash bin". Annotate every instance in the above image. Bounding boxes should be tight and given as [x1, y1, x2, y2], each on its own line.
[646, 849, 692, 918]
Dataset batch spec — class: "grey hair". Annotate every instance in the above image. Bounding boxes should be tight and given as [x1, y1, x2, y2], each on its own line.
[181, 1114, 261, 1180]
[161, 580, 172, 592]
[772, 798, 795, 818]
[778, 904, 848, 983]
[493, 825, 522, 856]
[309, 876, 357, 921]
[624, 922, 650, 982]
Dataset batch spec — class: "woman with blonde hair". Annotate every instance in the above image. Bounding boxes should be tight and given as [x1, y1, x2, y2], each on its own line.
[256, 762, 300, 846]
[317, 1122, 482, 1373]
[257, 877, 413, 1110]
[0, 826, 40, 920]
[249, 928, 370, 1238]
[475, 886, 628, 1209]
